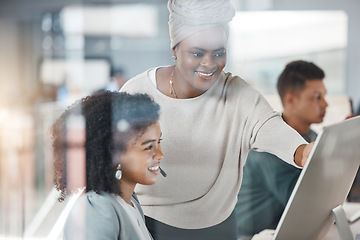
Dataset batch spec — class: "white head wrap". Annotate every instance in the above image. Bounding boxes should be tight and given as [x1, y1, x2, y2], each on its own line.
[168, 0, 236, 48]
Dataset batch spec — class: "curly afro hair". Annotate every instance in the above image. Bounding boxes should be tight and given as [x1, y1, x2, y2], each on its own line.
[51, 91, 160, 202]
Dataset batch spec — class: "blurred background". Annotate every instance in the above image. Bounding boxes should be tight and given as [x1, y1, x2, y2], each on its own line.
[0, 0, 359, 239]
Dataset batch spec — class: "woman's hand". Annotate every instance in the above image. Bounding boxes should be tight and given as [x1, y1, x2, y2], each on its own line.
[294, 142, 314, 167]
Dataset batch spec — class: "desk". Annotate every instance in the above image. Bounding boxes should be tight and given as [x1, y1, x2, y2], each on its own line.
[249, 216, 360, 240]
[324, 218, 360, 240]
[247, 202, 360, 240]
[324, 202, 360, 239]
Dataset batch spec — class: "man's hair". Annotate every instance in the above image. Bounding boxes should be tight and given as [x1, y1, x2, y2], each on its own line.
[277, 60, 325, 104]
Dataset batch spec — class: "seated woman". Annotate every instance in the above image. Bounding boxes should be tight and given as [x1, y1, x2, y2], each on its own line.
[51, 91, 164, 240]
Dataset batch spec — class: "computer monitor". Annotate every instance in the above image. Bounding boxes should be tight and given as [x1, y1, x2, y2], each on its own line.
[273, 116, 360, 240]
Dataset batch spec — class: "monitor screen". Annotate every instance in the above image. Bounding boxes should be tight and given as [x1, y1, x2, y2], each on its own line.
[273, 116, 360, 240]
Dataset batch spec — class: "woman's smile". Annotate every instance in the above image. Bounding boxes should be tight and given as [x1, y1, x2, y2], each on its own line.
[195, 70, 216, 80]
[170, 26, 228, 98]
[148, 165, 160, 174]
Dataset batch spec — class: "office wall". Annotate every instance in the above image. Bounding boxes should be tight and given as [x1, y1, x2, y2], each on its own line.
[233, 0, 360, 112]
[0, 20, 21, 107]
[1, 1, 359, 110]
[0, 19, 42, 108]
[272, 0, 360, 113]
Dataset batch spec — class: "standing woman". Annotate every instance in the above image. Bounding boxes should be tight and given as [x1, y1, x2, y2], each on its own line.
[51, 91, 164, 240]
[120, 0, 313, 239]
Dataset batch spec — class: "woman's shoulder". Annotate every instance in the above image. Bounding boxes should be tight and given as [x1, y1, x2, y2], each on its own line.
[121, 68, 155, 93]
[64, 192, 122, 239]
[223, 71, 247, 84]
[220, 71, 262, 98]
[68, 191, 121, 216]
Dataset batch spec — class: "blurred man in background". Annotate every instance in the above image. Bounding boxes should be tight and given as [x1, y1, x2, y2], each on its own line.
[235, 60, 328, 238]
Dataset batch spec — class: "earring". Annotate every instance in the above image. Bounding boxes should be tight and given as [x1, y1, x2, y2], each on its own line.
[115, 164, 122, 180]
[171, 55, 177, 62]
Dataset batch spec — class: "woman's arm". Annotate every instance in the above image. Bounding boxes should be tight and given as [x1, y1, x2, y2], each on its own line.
[294, 142, 314, 167]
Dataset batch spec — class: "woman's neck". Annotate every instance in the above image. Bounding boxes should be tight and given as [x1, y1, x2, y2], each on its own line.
[118, 181, 135, 207]
[156, 66, 177, 98]
[156, 66, 206, 99]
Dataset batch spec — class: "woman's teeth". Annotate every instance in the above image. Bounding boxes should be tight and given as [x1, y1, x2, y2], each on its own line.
[148, 166, 159, 171]
[196, 71, 214, 77]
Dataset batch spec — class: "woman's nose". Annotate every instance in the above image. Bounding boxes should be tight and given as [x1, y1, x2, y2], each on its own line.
[154, 145, 164, 160]
[200, 54, 212, 67]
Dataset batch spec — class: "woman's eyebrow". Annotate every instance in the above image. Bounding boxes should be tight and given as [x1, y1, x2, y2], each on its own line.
[191, 47, 226, 51]
[141, 133, 162, 145]
[141, 139, 156, 145]
[191, 47, 206, 51]
[214, 47, 226, 51]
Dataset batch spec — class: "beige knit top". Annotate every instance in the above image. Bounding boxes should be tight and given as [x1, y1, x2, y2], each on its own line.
[120, 69, 306, 229]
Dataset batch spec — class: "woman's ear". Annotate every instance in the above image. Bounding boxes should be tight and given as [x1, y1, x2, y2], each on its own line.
[112, 153, 119, 166]
[171, 48, 176, 58]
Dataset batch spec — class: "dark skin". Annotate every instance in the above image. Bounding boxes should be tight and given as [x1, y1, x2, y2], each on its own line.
[156, 66, 175, 99]
[118, 121, 163, 206]
[52, 92, 161, 202]
[294, 143, 313, 167]
[156, 26, 312, 167]
[157, 26, 227, 99]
